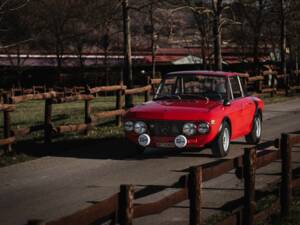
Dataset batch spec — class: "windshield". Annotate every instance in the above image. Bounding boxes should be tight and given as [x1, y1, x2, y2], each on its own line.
[154, 74, 228, 101]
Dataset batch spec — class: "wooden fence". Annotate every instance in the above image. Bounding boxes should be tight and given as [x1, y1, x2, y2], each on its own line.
[27, 132, 300, 225]
[0, 82, 151, 153]
[1, 69, 300, 153]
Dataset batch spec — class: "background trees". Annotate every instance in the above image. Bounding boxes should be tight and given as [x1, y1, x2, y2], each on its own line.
[0, 0, 299, 86]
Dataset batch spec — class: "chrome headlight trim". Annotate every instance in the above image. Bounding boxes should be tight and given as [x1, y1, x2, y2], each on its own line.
[124, 121, 134, 132]
[183, 123, 197, 136]
[198, 122, 210, 134]
[134, 121, 148, 134]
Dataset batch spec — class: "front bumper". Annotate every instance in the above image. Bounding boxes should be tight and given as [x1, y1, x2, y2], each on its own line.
[126, 133, 216, 149]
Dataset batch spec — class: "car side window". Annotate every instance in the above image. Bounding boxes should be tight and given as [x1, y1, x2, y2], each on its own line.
[230, 77, 243, 99]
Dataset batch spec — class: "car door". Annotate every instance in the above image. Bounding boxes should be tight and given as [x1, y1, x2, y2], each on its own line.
[239, 77, 257, 135]
[227, 76, 247, 138]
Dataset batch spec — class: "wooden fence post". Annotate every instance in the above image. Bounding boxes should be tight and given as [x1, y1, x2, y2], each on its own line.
[84, 86, 92, 135]
[119, 184, 134, 225]
[116, 82, 124, 127]
[271, 74, 276, 97]
[285, 74, 290, 96]
[256, 79, 263, 93]
[3, 93, 12, 153]
[280, 133, 292, 217]
[243, 148, 256, 225]
[10, 88, 15, 97]
[144, 76, 151, 102]
[189, 166, 202, 225]
[44, 98, 53, 144]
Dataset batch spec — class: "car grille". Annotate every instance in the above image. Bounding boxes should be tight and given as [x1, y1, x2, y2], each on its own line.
[147, 121, 184, 137]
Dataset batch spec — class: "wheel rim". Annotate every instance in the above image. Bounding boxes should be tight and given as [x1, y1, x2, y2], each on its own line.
[255, 117, 262, 138]
[223, 128, 230, 152]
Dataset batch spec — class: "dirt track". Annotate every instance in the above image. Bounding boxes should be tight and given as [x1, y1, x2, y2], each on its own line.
[0, 98, 300, 225]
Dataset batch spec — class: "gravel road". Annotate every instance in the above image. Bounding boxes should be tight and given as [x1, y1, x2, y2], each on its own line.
[0, 98, 300, 225]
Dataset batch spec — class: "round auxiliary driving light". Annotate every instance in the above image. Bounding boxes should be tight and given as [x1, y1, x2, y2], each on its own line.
[138, 134, 151, 147]
[174, 135, 188, 149]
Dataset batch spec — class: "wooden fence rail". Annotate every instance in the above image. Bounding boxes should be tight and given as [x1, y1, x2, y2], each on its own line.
[0, 81, 152, 152]
[1, 69, 300, 152]
[27, 132, 300, 225]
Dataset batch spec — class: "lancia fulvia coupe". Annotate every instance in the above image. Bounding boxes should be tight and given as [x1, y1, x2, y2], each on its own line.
[124, 71, 263, 157]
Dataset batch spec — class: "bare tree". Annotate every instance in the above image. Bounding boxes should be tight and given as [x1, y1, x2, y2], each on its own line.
[30, 0, 101, 81]
[184, 0, 211, 69]
[236, 0, 270, 74]
[0, 0, 31, 86]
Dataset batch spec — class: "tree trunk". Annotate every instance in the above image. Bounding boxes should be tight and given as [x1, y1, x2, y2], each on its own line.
[296, 44, 299, 74]
[280, 0, 287, 74]
[150, 1, 156, 79]
[104, 46, 109, 86]
[122, 0, 133, 108]
[213, 14, 222, 71]
[253, 33, 260, 75]
[55, 39, 63, 85]
[201, 38, 207, 70]
[16, 45, 22, 87]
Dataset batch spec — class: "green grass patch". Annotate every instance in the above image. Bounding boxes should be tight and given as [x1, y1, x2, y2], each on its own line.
[260, 95, 299, 105]
[259, 189, 300, 225]
[204, 212, 230, 225]
[0, 152, 35, 167]
[0, 95, 146, 167]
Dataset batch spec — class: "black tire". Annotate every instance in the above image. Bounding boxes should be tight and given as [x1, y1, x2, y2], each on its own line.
[134, 144, 145, 154]
[245, 113, 262, 145]
[211, 121, 231, 158]
[125, 140, 145, 155]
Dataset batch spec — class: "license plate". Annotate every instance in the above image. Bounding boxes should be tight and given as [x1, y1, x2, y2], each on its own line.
[156, 142, 175, 148]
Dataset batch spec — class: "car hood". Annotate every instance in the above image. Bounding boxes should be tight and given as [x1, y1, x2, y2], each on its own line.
[125, 99, 221, 121]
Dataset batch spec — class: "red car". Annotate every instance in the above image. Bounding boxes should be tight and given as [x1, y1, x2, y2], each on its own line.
[124, 71, 263, 157]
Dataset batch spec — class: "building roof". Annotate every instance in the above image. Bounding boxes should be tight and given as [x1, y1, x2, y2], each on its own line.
[166, 70, 239, 77]
[0, 47, 272, 68]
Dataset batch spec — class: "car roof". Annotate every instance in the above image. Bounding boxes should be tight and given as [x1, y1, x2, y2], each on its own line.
[165, 70, 239, 78]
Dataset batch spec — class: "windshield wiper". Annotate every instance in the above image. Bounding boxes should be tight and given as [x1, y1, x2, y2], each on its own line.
[154, 94, 181, 100]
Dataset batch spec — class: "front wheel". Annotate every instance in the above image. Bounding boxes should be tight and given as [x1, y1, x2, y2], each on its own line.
[211, 121, 231, 157]
[135, 145, 145, 155]
[245, 114, 262, 145]
[125, 140, 145, 155]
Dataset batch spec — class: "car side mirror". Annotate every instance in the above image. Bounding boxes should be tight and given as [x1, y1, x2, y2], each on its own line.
[223, 99, 231, 106]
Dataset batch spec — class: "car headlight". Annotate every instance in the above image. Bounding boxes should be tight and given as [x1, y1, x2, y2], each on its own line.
[198, 122, 210, 134]
[183, 123, 197, 136]
[134, 121, 147, 134]
[124, 121, 134, 132]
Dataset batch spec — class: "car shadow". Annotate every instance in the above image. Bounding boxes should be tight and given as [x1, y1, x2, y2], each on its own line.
[14, 137, 139, 160]
[13, 136, 251, 161]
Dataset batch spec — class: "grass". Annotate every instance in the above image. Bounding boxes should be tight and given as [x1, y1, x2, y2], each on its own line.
[0, 94, 145, 167]
[0, 95, 145, 139]
[204, 192, 300, 225]
[0, 153, 35, 167]
[204, 212, 230, 225]
[259, 189, 300, 225]
[259, 94, 300, 105]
